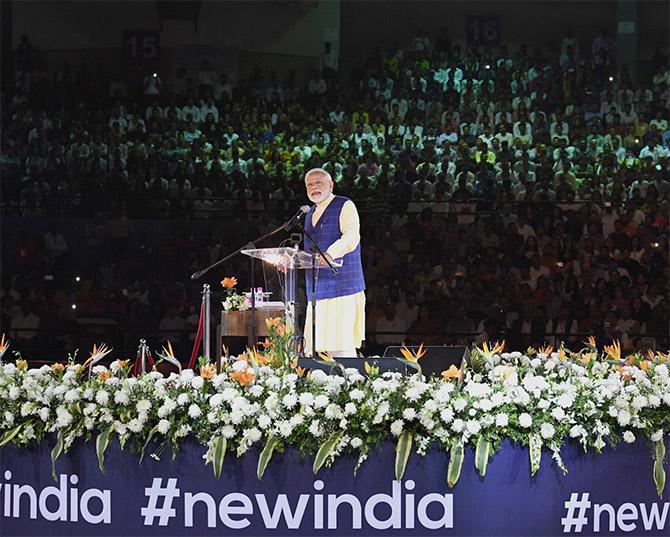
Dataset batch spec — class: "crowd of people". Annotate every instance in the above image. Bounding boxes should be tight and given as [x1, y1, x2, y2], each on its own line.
[2, 29, 668, 359]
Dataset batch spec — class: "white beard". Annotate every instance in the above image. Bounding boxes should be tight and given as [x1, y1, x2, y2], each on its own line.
[308, 191, 330, 204]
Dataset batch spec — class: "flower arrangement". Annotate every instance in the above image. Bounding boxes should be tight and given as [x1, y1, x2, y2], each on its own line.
[221, 276, 249, 312]
[0, 335, 668, 496]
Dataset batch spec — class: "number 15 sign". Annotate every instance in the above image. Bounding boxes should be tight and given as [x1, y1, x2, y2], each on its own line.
[123, 31, 160, 63]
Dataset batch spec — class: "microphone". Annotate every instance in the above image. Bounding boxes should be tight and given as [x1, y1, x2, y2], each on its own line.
[284, 205, 310, 231]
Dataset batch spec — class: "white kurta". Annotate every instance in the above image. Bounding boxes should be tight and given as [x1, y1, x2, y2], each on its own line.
[302, 193, 366, 356]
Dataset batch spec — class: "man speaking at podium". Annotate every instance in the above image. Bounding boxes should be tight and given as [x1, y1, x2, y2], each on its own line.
[303, 168, 366, 358]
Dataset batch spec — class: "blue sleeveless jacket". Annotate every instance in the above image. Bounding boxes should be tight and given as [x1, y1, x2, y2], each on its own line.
[304, 195, 366, 301]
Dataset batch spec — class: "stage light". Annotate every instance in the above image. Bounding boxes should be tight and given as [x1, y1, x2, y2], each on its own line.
[71, 304, 77, 310]
[75, 276, 81, 282]
[608, 76, 614, 82]
[485, 64, 491, 70]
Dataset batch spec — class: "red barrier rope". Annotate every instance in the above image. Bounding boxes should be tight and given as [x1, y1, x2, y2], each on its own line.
[132, 351, 155, 376]
[188, 301, 205, 370]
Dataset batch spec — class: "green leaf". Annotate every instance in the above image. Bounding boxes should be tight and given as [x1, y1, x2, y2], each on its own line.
[394, 431, 413, 481]
[51, 430, 65, 481]
[257, 436, 280, 480]
[140, 425, 158, 464]
[447, 443, 464, 488]
[313, 431, 344, 475]
[653, 439, 666, 498]
[529, 434, 542, 476]
[95, 424, 115, 474]
[474, 436, 491, 477]
[0, 424, 23, 448]
[212, 436, 227, 479]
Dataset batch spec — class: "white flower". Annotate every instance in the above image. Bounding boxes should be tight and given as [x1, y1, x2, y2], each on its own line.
[188, 404, 202, 418]
[158, 399, 177, 418]
[136, 399, 152, 414]
[55, 407, 73, 428]
[403, 408, 417, 421]
[248, 385, 263, 397]
[299, 392, 315, 406]
[176, 424, 191, 437]
[433, 383, 454, 403]
[478, 399, 494, 412]
[309, 420, 322, 437]
[538, 399, 550, 410]
[231, 360, 248, 372]
[569, 425, 585, 438]
[617, 409, 631, 426]
[180, 370, 195, 382]
[519, 413, 533, 428]
[221, 425, 236, 439]
[405, 387, 421, 402]
[247, 428, 262, 442]
[314, 395, 329, 408]
[38, 407, 50, 422]
[277, 421, 293, 437]
[556, 393, 574, 408]
[390, 419, 404, 437]
[325, 404, 342, 420]
[257, 415, 272, 429]
[64, 389, 80, 403]
[191, 376, 204, 390]
[650, 430, 663, 442]
[451, 418, 465, 433]
[466, 419, 481, 435]
[95, 390, 109, 405]
[127, 419, 142, 433]
[623, 431, 635, 443]
[350, 437, 363, 449]
[631, 395, 648, 410]
[495, 413, 509, 427]
[648, 395, 661, 408]
[114, 390, 130, 405]
[344, 402, 356, 415]
[282, 393, 298, 409]
[289, 414, 304, 428]
[654, 364, 668, 379]
[491, 392, 504, 407]
[465, 382, 491, 398]
[550, 407, 565, 421]
[177, 393, 190, 406]
[453, 399, 467, 412]
[440, 408, 454, 424]
[349, 389, 365, 402]
[210, 394, 224, 408]
[540, 423, 555, 439]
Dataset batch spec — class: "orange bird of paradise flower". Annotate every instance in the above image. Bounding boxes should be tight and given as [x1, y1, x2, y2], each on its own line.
[583, 335, 597, 349]
[400, 342, 426, 363]
[604, 340, 621, 361]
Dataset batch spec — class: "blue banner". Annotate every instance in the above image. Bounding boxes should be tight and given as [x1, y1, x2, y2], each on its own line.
[1, 438, 668, 536]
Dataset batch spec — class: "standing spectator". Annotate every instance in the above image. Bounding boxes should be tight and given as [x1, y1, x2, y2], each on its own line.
[142, 71, 161, 108]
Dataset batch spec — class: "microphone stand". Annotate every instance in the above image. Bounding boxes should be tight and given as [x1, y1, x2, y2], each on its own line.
[190, 214, 302, 348]
[296, 221, 338, 358]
